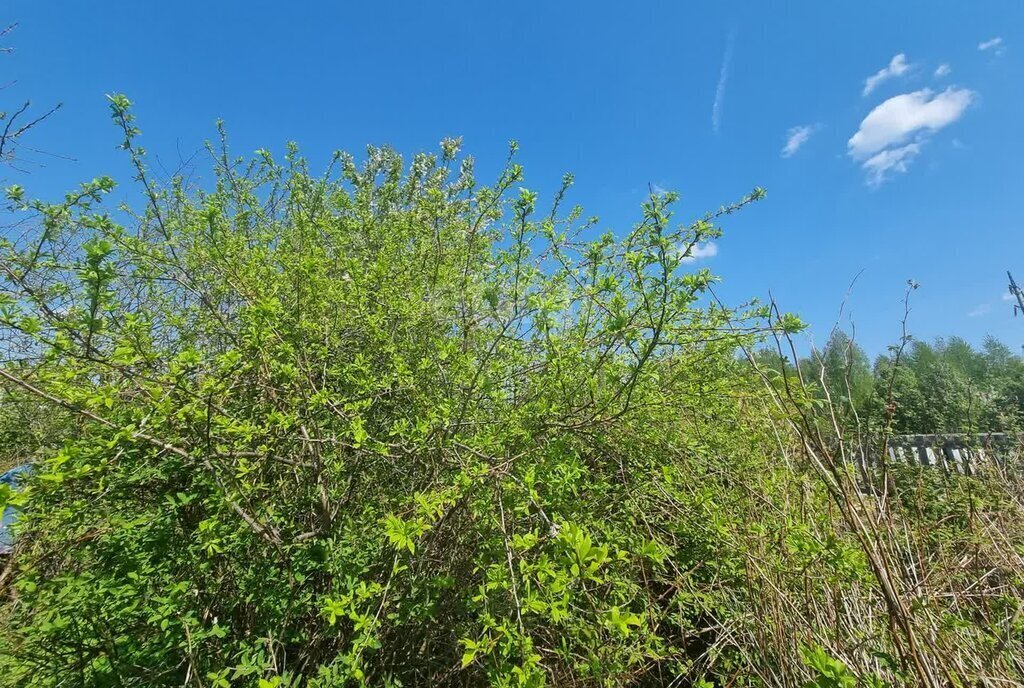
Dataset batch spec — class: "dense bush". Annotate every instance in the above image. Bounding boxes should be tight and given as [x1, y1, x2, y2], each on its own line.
[1, 98, 1022, 687]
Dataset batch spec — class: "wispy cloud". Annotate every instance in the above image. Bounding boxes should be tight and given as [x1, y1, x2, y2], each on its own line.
[848, 87, 975, 184]
[968, 303, 992, 318]
[861, 143, 922, 186]
[1003, 292, 1017, 302]
[680, 242, 718, 263]
[863, 53, 912, 96]
[934, 63, 951, 78]
[712, 29, 736, 134]
[781, 124, 819, 158]
[978, 37, 1004, 53]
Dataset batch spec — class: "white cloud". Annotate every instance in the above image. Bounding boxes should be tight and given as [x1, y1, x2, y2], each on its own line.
[849, 87, 974, 158]
[978, 37, 1004, 52]
[847, 87, 974, 184]
[712, 30, 736, 134]
[680, 241, 718, 263]
[968, 303, 992, 318]
[781, 124, 818, 158]
[1003, 292, 1017, 302]
[861, 143, 922, 186]
[934, 63, 951, 78]
[863, 54, 911, 96]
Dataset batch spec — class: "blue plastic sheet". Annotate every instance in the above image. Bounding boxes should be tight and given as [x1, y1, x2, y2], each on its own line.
[0, 464, 34, 554]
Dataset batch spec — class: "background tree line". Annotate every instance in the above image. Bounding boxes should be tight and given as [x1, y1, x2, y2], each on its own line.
[758, 331, 1024, 435]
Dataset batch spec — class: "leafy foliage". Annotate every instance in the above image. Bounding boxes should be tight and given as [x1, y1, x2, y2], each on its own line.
[0, 97, 786, 686]
[2, 98, 1023, 688]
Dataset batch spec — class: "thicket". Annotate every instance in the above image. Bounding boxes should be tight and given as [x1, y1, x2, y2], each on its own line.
[1, 98, 1022, 687]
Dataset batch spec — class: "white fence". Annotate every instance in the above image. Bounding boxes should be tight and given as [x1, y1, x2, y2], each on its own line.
[880, 433, 1021, 474]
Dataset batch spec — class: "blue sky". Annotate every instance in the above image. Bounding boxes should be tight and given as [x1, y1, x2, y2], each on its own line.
[4, 1, 1023, 356]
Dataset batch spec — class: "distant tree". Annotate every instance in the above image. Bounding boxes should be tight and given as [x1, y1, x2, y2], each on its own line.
[981, 336, 1024, 430]
[939, 336, 986, 382]
[817, 330, 873, 411]
[865, 336, 1024, 435]
[914, 358, 975, 432]
[981, 336, 1021, 379]
[798, 331, 873, 431]
[870, 354, 925, 434]
[751, 346, 794, 377]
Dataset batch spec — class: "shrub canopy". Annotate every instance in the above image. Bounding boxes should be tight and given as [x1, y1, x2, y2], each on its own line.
[0, 98, 789, 686]
[2, 98, 1022, 688]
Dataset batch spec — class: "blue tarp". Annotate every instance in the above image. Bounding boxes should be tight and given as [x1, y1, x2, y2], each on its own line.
[0, 464, 34, 554]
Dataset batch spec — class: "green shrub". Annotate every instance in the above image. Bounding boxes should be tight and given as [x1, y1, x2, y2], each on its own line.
[0, 97, 790, 686]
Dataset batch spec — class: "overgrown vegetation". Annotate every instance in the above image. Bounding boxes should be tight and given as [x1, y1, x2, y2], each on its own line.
[0, 98, 1022, 687]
